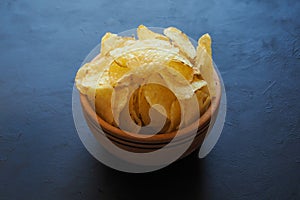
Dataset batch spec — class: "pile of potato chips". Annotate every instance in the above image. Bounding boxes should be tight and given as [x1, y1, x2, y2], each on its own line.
[75, 25, 215, 133]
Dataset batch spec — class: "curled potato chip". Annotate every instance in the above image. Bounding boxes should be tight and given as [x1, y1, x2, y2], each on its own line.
[75, 56, 112, 95]
[128, 88, 142, 126]
[168, 59, 194, 82]
[164, 27, 196, 60]
[198, 33, 212, 56]
[167, 99, 181, 132]
[137, 25, 169, 41]
[195, 89, 211, 115]
[120, 48, 193, 67]
[100, 32, 135, 56]
[108, 61, 131, 86]
[159, 68, 195, 100]
[191, 78, 207, 92]
[180, 96, 200, 127]
[142, 84, 175, 114]
[118, 88, 143, 133]
[111, 86, 129, 126]
[109, 39, 179, 59]
[113, 70, 172, 133]
[94, 84, 114, 125]
[148, 104, 170, 133]
[109, 48, 194, 86]
[137, 86, 151, 126]
[142, 83, 176, 131]
[195, 33, 216, 97]
[192, 75, 211, 116]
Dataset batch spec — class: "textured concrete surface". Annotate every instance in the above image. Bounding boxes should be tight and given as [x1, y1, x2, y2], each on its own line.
[0, 0, 299, 199]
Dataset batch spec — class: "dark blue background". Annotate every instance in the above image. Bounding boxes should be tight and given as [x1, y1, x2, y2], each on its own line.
[0, 0, 299, 199]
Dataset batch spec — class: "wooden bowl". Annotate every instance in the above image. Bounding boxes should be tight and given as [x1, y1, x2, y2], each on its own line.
[79, 64, 221, 159]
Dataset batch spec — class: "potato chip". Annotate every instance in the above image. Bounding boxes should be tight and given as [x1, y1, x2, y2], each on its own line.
[195, 89, 211, 115]
[198, 33, 212, 56]
[112, 69, 154, 129]
[109, 48, 194, 86]
[168, 59, 194, 82]
[135, 71, 169, 128]
[75, 56, 112, 95]
[182, 94, 201, 127]
[128, 88, 142, 126]
[142, 83, 176, 125]
[195, 33, 216, 97]
[159, 68, 195, 100]
[167, 99, 181, 132]
[148, 104, 170, 133]
[191, 78, 207, 92]
[137, 25, 169, 41]
[192, 74, 210, 116]
[108, 61, 131, 86]
[75, 63, 91, 93]
[122, 48, 193, 67]
[164, 27, 196, 60]
[202, 94, 211, 113]
[94, 84, 114, 125]
[111, 86, 129, 126]
[100, 32, 135, 56]
[137, 85, 151, 126]
[109, 39, 179, 59]
[118, 88, 142, 133]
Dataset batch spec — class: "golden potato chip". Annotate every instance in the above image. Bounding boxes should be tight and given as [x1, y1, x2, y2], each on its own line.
[109, 39, 179, 59]
[110, 70, 156, 130]
[180, 94, 200, 127]
[164, 27, 196, 60]
[108, 61, 131, 86]
[94, 84, 114, 125]
[148, 104, 171, 133]
[198, 33, 212, 56]
[123, 48, 193, 67]
[168, 59, 194, 82]
[137, 85, 151, 126]
[136, 71, 169, 129]
[75, 63, 91, 93]
[100, 32, 135, 56]
[195, 33, 216, 97]
[117, 56, 196, 102]
[195, 89, 211, 115]
[202, 94, 211, 113]
[192, 74, 210, 115]
[167, 99, 181, 132]
[191, 78, 207, 92]
[109, 48, 194, 86]
[75, 56, 112, 95]
[163, 76, 207, 127]
[168, 76, 204, 127]
[137, 25, 169, 41]
[111, 86, 129, 126]
[159, 68, 195, 100]
[128, 88, 142, 126]
[118, 88, 142, 133]
[142, 83, 176, 132]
